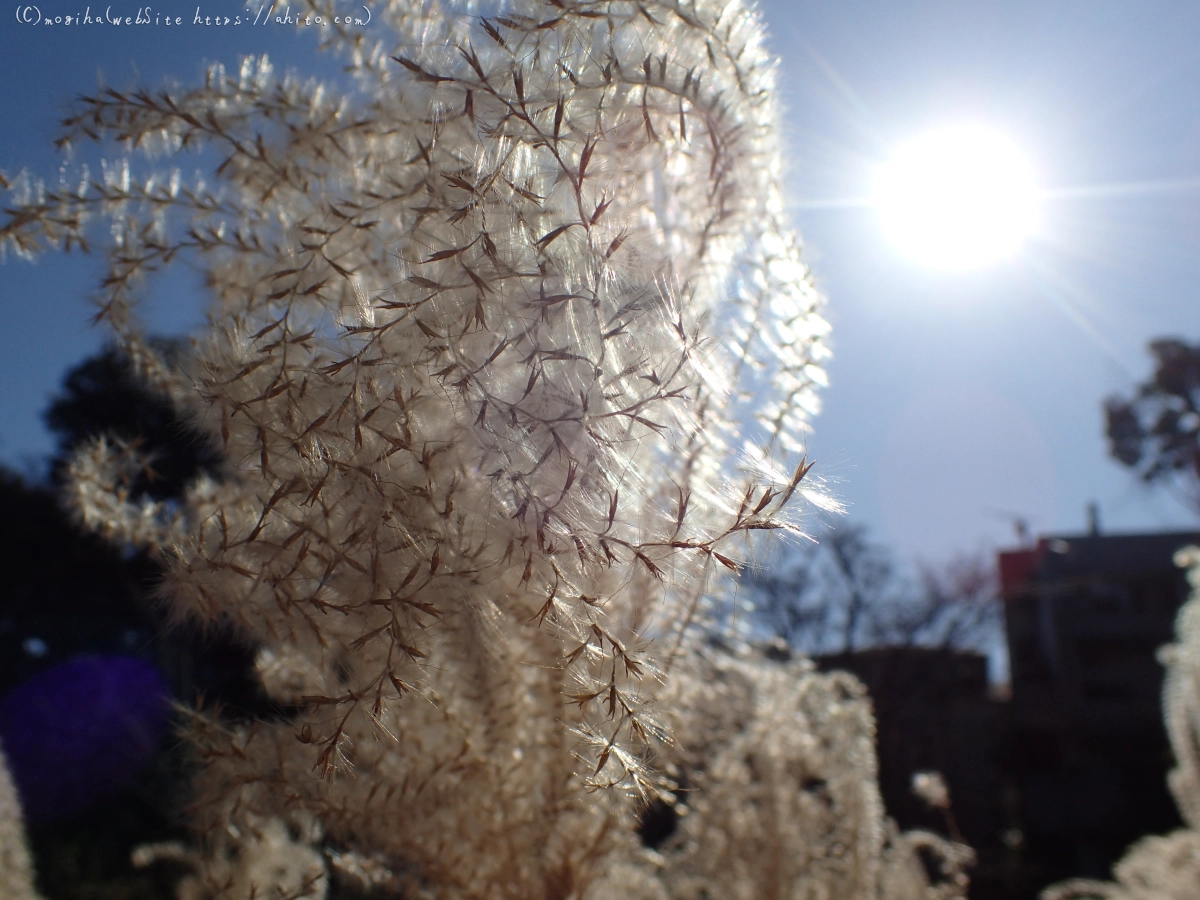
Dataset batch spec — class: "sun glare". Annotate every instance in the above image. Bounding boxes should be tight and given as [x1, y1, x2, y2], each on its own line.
[876, 126, 1038, 269]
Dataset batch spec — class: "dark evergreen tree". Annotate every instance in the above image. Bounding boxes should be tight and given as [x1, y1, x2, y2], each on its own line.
[44, 339, 222, 501]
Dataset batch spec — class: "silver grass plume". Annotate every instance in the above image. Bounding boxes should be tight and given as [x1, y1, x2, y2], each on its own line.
[0, 742, 42, 900]
[0, 1, 965, 898]
[3, 0, 827, 791]
[638, 648, 973, 900]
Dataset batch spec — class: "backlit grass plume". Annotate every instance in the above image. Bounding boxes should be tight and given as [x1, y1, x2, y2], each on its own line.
[6, 0, 826, 786]
[0, 1, 971, 898]
[0, 742, 42, 900]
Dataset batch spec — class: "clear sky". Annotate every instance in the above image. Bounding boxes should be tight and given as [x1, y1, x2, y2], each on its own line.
[1, 0, 1198, 565]
[759, 0, 1200, 561]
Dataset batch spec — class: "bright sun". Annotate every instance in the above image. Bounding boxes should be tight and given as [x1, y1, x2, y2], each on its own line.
[875, 126, 1039, 269]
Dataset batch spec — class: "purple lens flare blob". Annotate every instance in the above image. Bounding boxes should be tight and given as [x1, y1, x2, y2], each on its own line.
[0, 655, 171, 825]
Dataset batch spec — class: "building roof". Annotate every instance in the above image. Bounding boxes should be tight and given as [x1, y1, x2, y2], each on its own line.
[999, 530, 1200, 597]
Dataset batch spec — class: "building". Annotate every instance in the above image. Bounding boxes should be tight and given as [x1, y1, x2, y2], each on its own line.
[999, 530, 1200, 891]
[816, 646, 1012, 898]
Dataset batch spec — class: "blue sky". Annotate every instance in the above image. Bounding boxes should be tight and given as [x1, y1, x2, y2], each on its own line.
[759, 0, 1200, 560]
[1, 0, 1199, 565]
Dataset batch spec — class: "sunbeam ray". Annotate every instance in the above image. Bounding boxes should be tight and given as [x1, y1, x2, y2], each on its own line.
[1041, 176, 1200, 201]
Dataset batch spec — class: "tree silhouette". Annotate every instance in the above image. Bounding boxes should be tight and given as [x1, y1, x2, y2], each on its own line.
[1105, 338, 1200, 512]
[745, 523, 999, 657]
